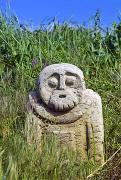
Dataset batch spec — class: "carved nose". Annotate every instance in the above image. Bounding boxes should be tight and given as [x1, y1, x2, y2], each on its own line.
[59, 75, 65, 90]
[59, 94, 66, 98]
[59, 84, 65, 90]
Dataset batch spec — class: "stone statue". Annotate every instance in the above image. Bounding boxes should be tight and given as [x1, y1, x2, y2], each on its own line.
[26, 63, 104, 164]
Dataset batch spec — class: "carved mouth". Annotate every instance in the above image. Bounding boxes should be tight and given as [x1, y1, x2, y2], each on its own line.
[59, 94, 66, 98]
[48, 92, 79, 112]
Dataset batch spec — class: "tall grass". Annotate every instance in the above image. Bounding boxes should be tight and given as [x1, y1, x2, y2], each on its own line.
[0, 10, 121, 179]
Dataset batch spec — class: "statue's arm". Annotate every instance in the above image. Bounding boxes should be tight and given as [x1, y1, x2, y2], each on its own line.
[85, 90, 104, 164]
[25, 93, 44, 149]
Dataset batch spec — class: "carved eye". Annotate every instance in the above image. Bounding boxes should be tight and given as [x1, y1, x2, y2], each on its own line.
[65, 77, 76, 86]
[48, 77, 58, 88]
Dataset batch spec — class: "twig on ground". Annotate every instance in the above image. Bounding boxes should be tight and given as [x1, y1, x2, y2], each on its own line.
[87, 146, 121, 179]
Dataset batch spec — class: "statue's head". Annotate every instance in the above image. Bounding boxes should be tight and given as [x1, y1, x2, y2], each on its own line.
[37, 63, 86, 112]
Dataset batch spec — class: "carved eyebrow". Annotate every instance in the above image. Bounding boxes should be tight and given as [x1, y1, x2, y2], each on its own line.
[50, 73, 59, 78]
[65, 71, 78, 77]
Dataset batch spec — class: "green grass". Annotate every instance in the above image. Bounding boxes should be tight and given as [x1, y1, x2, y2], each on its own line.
[0, 10, 121, 179]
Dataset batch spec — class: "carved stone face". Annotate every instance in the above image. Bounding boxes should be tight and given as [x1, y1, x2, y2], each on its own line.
[37, 64, 86, 112]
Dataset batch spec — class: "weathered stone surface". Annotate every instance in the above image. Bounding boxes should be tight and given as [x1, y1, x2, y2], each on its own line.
[26, 63, 104, 164]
